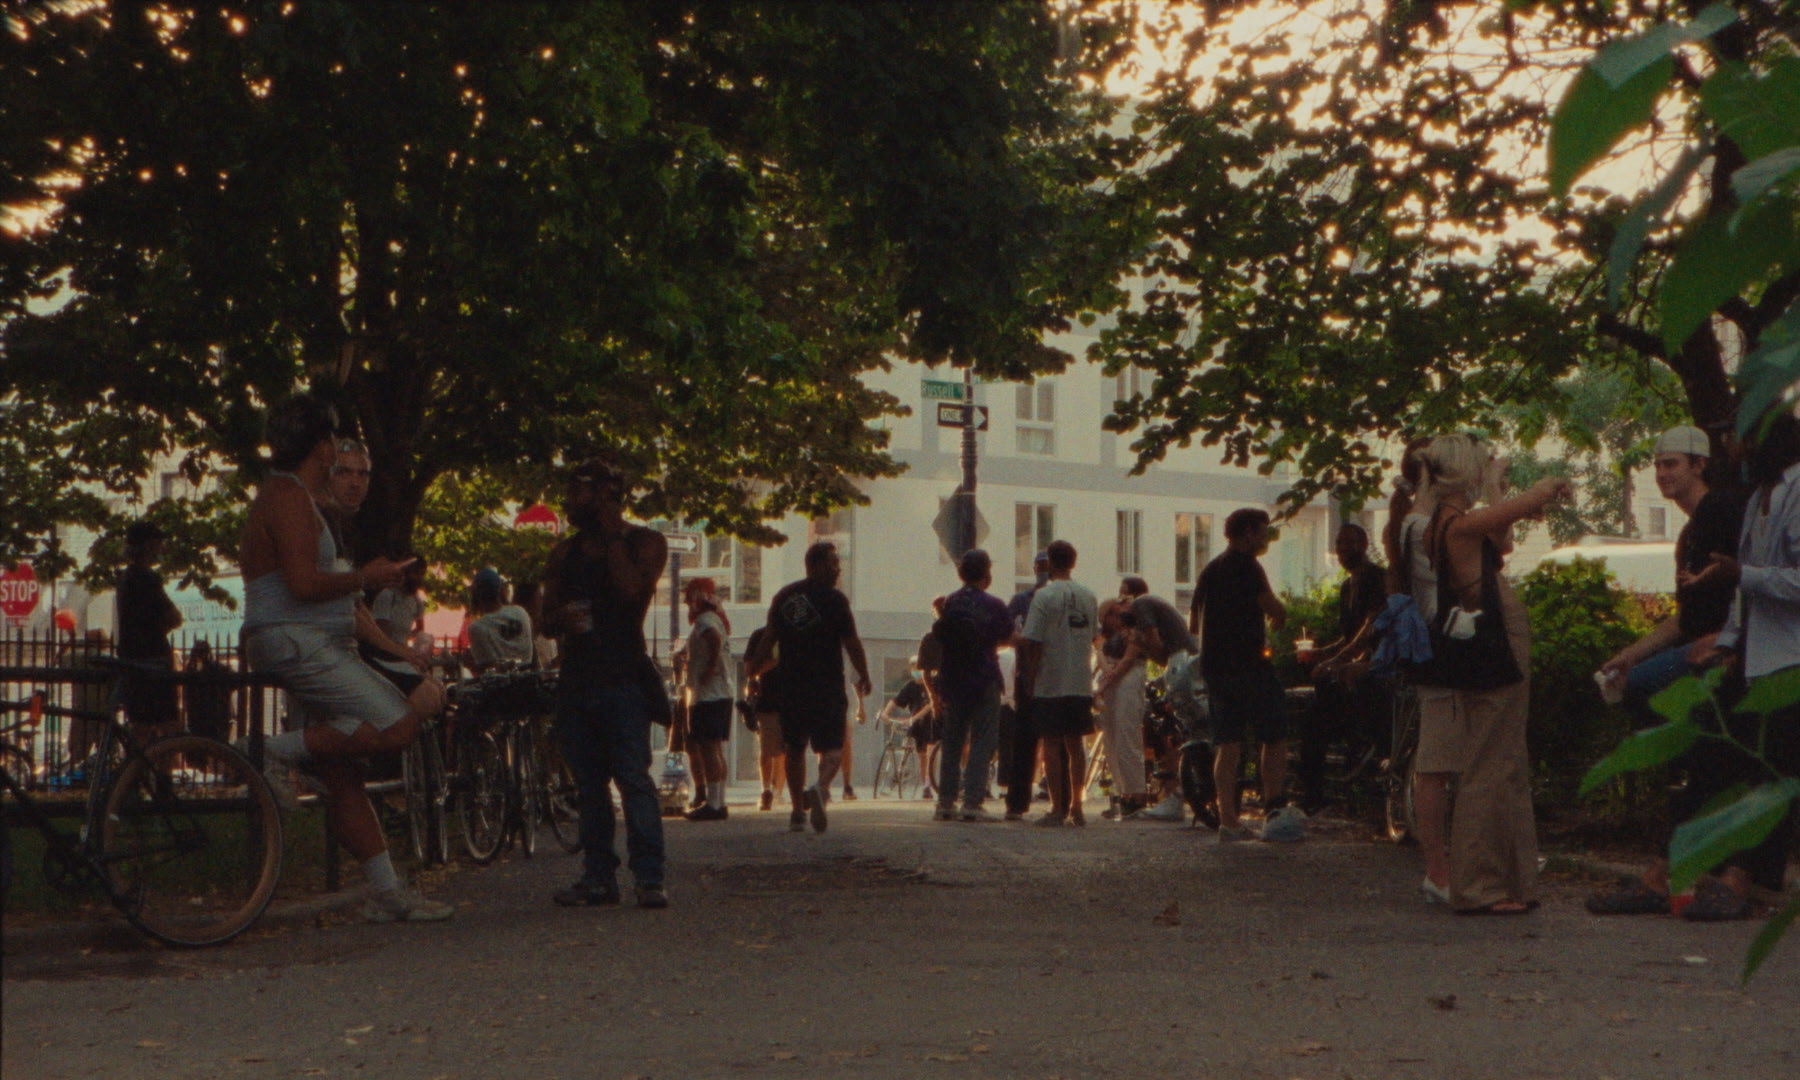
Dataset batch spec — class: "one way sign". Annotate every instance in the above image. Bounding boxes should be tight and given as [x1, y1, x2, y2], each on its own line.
[935, 403, 990, 431]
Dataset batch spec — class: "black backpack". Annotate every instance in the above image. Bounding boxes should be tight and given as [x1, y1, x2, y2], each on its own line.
[931, 601, 985, 672]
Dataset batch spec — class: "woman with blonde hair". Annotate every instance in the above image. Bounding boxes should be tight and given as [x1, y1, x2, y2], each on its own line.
[1413, 434, 1570, 914]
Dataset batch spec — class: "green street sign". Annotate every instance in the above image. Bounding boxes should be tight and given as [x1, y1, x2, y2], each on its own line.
[920, 378, 966, 402]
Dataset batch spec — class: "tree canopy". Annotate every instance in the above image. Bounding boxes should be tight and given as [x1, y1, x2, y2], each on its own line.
[1086, 0, 1797, 509]
[2, 1, 1133, 588]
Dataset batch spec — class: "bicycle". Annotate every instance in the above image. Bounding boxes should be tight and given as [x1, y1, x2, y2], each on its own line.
[870, 715, 921, 800]
[534, 715, 581, 853]
[400, 715, 450, 867]
[0, 660, 284, 947]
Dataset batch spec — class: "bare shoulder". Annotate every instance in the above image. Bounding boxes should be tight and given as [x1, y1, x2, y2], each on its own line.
[626, 525, 668, 563]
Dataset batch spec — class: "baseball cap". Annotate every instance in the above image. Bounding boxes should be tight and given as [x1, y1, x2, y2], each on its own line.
[1654, 425, 1709, 458]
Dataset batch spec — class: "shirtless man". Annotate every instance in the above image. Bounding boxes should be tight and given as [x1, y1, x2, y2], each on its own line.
[239, 394, 451, 923]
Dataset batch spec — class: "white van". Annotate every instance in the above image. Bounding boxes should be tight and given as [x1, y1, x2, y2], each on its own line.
[1537, 538, 1676, 595]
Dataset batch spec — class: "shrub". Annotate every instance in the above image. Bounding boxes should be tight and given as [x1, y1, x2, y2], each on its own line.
[1514, 556, 1656, 813]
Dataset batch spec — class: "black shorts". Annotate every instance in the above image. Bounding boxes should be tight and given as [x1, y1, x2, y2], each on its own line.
[778, 695, 848, 754]
[1206, 664, 1288, 744]
[1030, 695, 1095, 739]
[688, 698, 732, 742]
[907, 711, 939, 747]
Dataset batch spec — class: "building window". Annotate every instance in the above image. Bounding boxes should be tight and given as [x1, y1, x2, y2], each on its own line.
[1646, 507, 1668, 539]
[1174, 512, 1213, 586]
[809, 509, 855, 601]
[1015, 380, 1055, 455]
[699, 536, 763, 605]
[1112, 366, 1143, 407]
[1116, 509, 1142, 575]
[1015, 502, 1056, 581]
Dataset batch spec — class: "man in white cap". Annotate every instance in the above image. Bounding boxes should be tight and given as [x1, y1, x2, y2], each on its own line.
[1588, 423, 1749, 915]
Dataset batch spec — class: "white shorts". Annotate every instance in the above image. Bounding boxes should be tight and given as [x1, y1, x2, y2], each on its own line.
[245, 624, 410, 735]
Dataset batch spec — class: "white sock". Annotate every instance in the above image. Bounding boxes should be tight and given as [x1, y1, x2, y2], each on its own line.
[364, 851, 401, 893]
[707, 782, 724, 809]
[264, 730, 309, 765]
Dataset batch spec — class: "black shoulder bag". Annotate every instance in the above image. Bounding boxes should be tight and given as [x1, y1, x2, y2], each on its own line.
[1419, 508, 1524, 692]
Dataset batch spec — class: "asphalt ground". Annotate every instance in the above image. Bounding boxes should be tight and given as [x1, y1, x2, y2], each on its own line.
[5, 794, 1798, 1080]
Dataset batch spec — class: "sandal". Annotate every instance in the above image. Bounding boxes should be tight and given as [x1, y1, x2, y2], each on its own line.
[1585, 878, 1670, 916]
[1682, 877, 1753, 922]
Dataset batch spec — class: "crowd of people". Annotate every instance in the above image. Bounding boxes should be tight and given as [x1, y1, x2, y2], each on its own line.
[113, 392, 1795, 926]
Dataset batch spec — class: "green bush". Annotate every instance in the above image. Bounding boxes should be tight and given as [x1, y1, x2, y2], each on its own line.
[1271, 578, 1341, 687]
[1515, 557, 1657, 814]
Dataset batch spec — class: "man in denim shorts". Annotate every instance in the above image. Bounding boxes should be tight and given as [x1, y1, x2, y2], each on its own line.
[1189, 508, 1289, 841]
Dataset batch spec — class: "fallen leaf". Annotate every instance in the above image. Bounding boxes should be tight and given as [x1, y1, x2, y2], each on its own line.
[925, 1053, 970, 1062]
[235, 1056, 268, 1064]
[136, 1041, 167, 1049]
[971, 1044, 991, 1054]
[1284, 1041, 1330, 1056]
[1152, 900, 1181, 926]
[1428, 994, 1457, 1011]
[925, 965, 949, 974]
[771, 1050, 799, 1061]
[344, 1025, 374, 1037]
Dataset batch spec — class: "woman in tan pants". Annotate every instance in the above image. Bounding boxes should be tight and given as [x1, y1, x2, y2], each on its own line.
[1415, 435, 1571, 914]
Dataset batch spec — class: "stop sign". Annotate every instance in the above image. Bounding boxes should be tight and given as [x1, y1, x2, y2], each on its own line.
[0, 562, 41, 626]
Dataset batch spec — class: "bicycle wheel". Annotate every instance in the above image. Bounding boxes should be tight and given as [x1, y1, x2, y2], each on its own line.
[872, 745, 896, 799]
[1385, 686, 1421, 844]
[1178, 742, 1219, 829]
[540, 729, 581, 853]
[100, 735, 284, 948]
[418, 728, 450, 867]
[456, 729, 509, 864]
[513, 723, 541, 858]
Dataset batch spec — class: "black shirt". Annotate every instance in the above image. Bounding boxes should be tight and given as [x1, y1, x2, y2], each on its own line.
[1337, 561, 1388, 643]
[892, 679, 928, 714]
[1192, 547, 1274, 678]
[555, 529, 654, 687]
[766, 577, 857, 708]
[1676, 484, 1751, 642]
[116, 565, 176, 663]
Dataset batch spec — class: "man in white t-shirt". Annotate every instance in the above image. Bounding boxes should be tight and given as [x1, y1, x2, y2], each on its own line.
[464, 568, 534, 673]
[1018, 540, 1099, 827]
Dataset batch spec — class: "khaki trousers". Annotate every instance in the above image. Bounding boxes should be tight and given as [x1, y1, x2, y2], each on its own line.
[1448, 579, 1539, 910]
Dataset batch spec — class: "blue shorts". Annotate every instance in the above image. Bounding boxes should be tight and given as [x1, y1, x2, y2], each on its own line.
[1205, 665, 1288, 745]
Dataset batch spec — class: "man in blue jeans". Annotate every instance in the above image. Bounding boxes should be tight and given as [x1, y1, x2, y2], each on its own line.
[930, 549, 1016, 823]
[540, 459, 670, 909]
[1590, 424, 1749, 915]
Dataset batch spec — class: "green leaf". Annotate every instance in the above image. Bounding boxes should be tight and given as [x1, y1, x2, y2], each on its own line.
[1593, 4, 1736, 89]
[1661, 200, 1800, 355]
[1730, 147, 1800, 215]
[1701, 57, 1800, 160]
[1742, 892, 1800, 983]
[1669, 779, 1800, 894]
[1608, 143, 1705, 307]
[1736, 302, 1800, 440]
[1549, 57, 1672, 197]
[1736, 664, 1800, 718]
[1648, 669, 1721, 726]
[1581, 714, 1700, 795]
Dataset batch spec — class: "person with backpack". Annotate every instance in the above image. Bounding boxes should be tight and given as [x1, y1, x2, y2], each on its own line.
[929, 550, 1017, 822]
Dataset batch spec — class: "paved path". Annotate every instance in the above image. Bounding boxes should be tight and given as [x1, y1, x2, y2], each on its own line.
[5, 798, 1797, 1079]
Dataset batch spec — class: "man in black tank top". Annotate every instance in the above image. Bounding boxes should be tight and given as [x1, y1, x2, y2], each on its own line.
[541, 459, 670, 909]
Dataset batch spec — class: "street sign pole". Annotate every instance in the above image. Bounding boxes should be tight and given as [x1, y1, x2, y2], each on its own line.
[959, 367, 978, 557]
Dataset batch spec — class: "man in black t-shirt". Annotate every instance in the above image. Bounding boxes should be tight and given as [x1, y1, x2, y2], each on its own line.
[116, 521, 182, 735]
[1189, 508, 1288, 840]
[1299, 523, 1389, 811]
[1589, 425, 1751, 916]
[766, 541, 872, 833]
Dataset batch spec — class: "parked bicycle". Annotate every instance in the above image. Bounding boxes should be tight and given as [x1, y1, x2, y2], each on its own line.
[0, 659, 284, 947]
[870, 715, 923, 800]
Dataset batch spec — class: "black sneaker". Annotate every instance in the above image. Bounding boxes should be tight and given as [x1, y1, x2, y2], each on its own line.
[635, 883, 669, 909]
[685, 805, 728, 822]
[804, 788, 828, 833]
[789, 809, 807, 833]
[552, 880, 621, 907]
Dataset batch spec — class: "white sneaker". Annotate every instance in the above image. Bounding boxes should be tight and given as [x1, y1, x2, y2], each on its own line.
[362, 887, 455, 923]
[1130, 795, 1185, 822]
[959, 808, 1000, 823]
